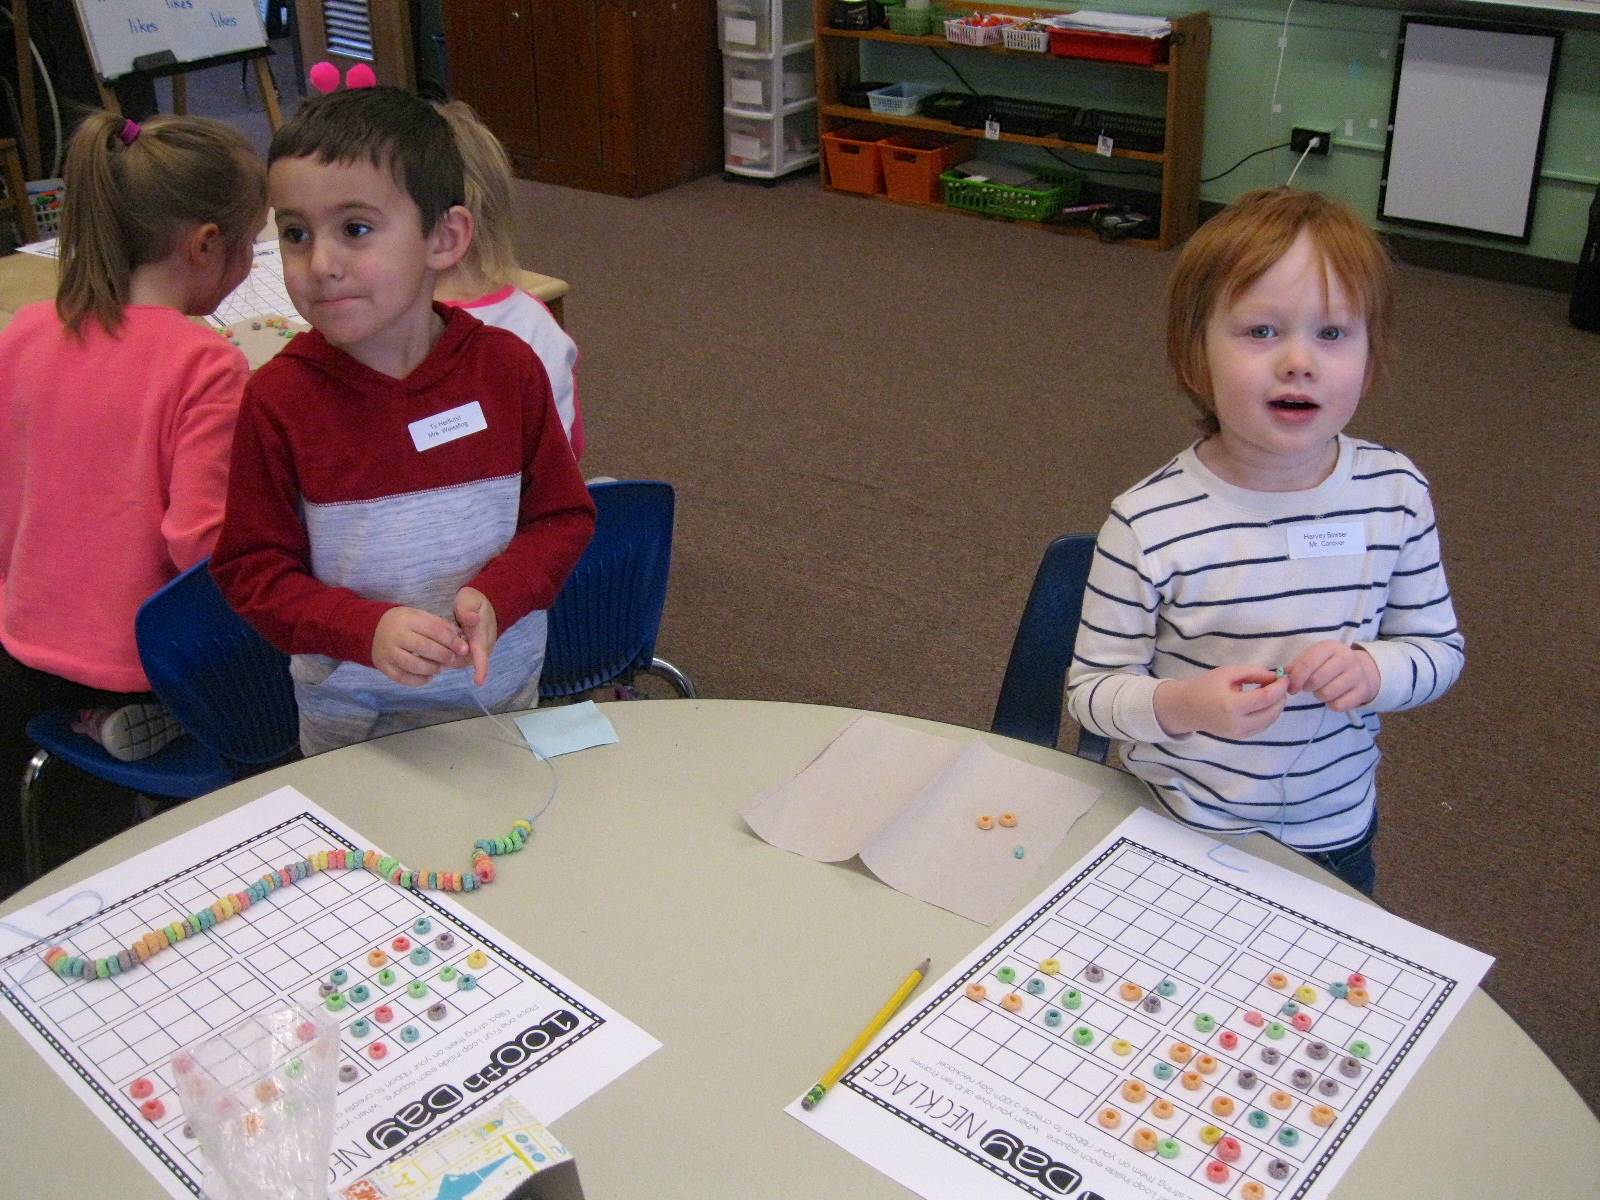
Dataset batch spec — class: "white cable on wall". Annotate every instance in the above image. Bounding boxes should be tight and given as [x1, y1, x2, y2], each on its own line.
[1268, 0, 1297, 115]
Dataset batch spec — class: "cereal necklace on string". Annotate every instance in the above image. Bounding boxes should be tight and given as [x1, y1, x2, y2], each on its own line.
[42, 707, 559, 981]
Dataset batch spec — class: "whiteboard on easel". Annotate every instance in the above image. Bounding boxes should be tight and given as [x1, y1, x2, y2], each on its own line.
[72, 1, 269, 81]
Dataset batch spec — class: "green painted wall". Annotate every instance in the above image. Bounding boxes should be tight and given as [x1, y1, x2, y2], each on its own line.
[860, 3, 1599, 260]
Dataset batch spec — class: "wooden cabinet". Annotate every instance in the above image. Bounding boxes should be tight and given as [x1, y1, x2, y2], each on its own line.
[813, 5, 1209, 250]
[445, 0, 723, 197]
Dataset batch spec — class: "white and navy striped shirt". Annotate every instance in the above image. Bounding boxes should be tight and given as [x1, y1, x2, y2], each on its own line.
[1066, 436, 1464, 851]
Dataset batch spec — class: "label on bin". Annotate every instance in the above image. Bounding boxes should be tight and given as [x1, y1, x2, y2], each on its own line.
[1097, 133, 1114, 157]
[724, 16, 758, 44]
[984, 119, 1000, 141]
[732, 78, 764, 105]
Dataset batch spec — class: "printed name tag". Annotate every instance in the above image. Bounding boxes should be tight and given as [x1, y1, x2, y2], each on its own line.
[1286, 521, 1366, 559]
[409, 401, 486, 452]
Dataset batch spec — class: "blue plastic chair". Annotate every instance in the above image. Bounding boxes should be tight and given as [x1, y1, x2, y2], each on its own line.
[20, 560, 299, 879]
[991, 533, 1110, 762]
[539, 480, 695, 701]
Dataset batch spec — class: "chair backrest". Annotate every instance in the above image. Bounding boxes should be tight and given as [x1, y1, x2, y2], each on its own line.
[991, 533, 1109, 761]
[135, 561, 299, 776]
[540, 481, 676, 699]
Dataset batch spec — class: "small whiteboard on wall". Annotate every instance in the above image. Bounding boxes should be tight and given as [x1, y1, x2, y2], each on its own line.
[73, 1, 269, 81]
[1379, 18, 1561, 242]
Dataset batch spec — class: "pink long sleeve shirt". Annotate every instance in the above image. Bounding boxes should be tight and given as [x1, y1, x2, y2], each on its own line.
[0, 303, 248, 691]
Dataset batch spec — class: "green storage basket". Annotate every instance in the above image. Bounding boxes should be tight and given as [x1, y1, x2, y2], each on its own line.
[887, 7, 934, 34]
[940, 165, 1083, 222]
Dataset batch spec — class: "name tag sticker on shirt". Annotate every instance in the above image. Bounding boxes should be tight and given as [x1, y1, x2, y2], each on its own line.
[1286, 521, 1367, 559]
[409, 401, 487, 452]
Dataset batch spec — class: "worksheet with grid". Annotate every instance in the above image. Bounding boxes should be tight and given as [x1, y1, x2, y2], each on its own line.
[796, 808, 1491, 1200]
[0, 787, 658, 1199]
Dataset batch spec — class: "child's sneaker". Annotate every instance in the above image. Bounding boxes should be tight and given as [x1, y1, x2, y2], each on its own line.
[73, 704, 186, 762]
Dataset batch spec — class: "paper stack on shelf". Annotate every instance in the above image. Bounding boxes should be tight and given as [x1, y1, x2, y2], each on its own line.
[1041, 10, 1171, 37]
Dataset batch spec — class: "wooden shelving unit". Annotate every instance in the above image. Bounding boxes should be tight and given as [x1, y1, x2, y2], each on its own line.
[812, 4, 1210, 250]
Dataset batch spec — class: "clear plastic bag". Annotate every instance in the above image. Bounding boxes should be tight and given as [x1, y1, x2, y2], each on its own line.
[171, 1001, 340, 1200]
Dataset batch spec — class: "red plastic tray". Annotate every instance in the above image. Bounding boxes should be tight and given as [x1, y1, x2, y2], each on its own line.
[1048, 28, 1169, 65]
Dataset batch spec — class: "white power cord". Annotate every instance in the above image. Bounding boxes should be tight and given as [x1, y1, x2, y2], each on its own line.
[1268, 0, 1297, 116]
[1285, 138, 1319, 187]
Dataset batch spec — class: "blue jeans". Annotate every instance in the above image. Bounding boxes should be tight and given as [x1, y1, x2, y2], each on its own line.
[1306, 817, 1378, 896]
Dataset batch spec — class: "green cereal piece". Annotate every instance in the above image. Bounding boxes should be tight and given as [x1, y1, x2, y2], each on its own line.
[1156, 1139, 1181, 1159]
[1072, 1026, 1094, 1047]
[1194, 1012, 1215, 1033]
[377, 967, 397, 986]
[407, 979, 428, 998]
[1063, 989, 1083, 1010]
[1265, 1021, 1287, 1039]
[997, 966, 1017, 984]
[326, 992, 346, 1011]
[1348, 1039, 1371, 1059]
[440, 966, 458, 982]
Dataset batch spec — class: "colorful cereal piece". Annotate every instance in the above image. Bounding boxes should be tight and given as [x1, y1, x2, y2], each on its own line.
[1121, 1080, 1148, 1103]
[1266, 971, 1290, 989]
[1063, 990, 1083, 1010]
[1039, 957, 1060, 975]
[1218, 1030, 1239, 1051]
[284, 1059, 305, 1080]
[255, 1079, 282, 1102]
[1280, 999, 1300, 1015]
[1242, 1010, 1265, 1026]
[1268, 1089, 1293, 1110]
[1236, 1068, 1259, 1090]
[1306, 1040, 1330, 1060]
[997, 966, 1017, 984]
[1265, 1021, 1286, 1039]
[296, 1021, 317, 1042]
[1152, 1062, 1174, 1081]
[975, 814, 995, 830]
[1156, 1139, 1181, 1160]
[1278, 1127, 1300, 1147]
[408, 979, 428, 998]
[1349, 1039, 1371, 1059]
[439, 966, 458, 982]
[998, 812, 1018, 828]
[1096, 1107, 1121, 1129]
[412, 917, 432, 935]
[326, 992, 347, 1012]
[457, 973, 477, 990]
[1111, 1039, 1133, 1056]
[1347, 972, 1367, 990]
[1156, 978, 1177, 997]
[1310, 1104, 1336, 1126]
[338, 1063, 359, 1082]
[466, 950, 488, 970]
[1291, 1011, 1314, 1032]
[330, 967, 349, 986]
[1259, 1046, 1282, 1066]
[1198, 1124, 1223, 1146]
[1195, 1054, 1218, 1075]
[368, 1041, 387, 1060]
[1133, 1128, 1159, 1152]
[1169, 1042, 1194, 1064]
[1205, 1161, 1231, 1184]
[1266, 1158, 1293, 1181]
[350, 1018, 371, 1037]
[426, 1002, 448, 1021]
[409, 947, 431, 966]
[1317, 1078, 1340, 1098]
[1025, 977, 1047, 995]
[1083, 963, 1105, 983]
[1141, 995, 1162, 1014]
[1328, 981, 1349, 999]
[1211, 1095, 1236, 1118]
[1150, 1098, 1175, 1119]
[367, 949, 388, 967]
[1120, 982, 1144, 1002]
[318, 981, 336, 998]
[391, 936, 411, 952]
[129, 1078, 155, 1100]
[1181, 1070, 1202, 1091]
[349, 984, 370, 1003]
[377, 967, 396, 987]
[1001, 993, 1024, 1012]
[401, 1025, 420, 1043]
[1013, 846, 1025, 860]
[1294, 984, 1317, 1004]
[1340, 1055, 1363, 1078]
[1073, 1026, 1095, 1047]
[434, 932, 455, 951]
[1248, 1109, 1271, 1129]
[1289, 1067, 1314, 1090]
[966, 983, 988, 1001]
[1347, 987, 1370, 1007]
[141, 1098, 165, 1121]
[1217, 1136, 1242, 1162]
[1044, 1008, 1063, 1028]
[1242, 1183, 1267, 1200]
[1194, 1012, 1215, 1033]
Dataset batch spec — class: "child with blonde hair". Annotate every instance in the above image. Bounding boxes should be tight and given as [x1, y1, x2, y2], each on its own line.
[1066, 188, 1464, 895]
[433, 100, 583, 457]
[0, 112, 266, 889]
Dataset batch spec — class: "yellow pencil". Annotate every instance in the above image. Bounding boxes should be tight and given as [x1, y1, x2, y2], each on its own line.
[801, 957, 930, 1110]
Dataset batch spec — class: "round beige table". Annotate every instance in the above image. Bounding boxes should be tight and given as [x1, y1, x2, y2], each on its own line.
[2, 700, 1595, 1197]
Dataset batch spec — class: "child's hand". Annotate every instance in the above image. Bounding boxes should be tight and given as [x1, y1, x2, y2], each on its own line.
[454, 587, 499, 686]
[1284, 641, 1380, 712]
[372, 607, 471, 686]
[1155, 667, 1289, 739]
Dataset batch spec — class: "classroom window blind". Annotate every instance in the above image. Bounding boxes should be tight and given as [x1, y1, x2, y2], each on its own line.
[323, 0, 377, 61]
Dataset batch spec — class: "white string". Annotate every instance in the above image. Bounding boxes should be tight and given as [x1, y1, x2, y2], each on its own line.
[468, 688, 559, 829]
[1284, 142, 1316, 189]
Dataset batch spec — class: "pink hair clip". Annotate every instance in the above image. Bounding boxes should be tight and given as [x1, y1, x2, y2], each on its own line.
[118, 119, 141, 146]
[308, 61, 378, 94]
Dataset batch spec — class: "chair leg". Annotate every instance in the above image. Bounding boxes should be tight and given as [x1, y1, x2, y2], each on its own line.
[19, 748, 50, 882]
[645, 657, 697, 699]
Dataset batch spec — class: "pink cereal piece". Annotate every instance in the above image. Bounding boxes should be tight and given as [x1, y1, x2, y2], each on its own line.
[1243, 1010, 1265, 1027]
[1348, 972, 1367, 989]
[129, 1077, 155, 1100]
[1218, 1030, 1240, 1051]
[1291, 1011, 1314, 1031]
[297, 1021, 318, 1043]
[1217, 1136, 1242, 1162]
[140, 1098, 166, 1121]
[368, 1041, 388, 1060]
[374, 1005, 394, 1024]
[391, 936, 411, 952]
[1205, 1161, 1230, 1184]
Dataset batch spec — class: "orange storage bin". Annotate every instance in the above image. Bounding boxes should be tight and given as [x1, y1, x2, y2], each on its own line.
[822, 124, 891, 195]
[879, 133, 972, 205]
[1048, 29, 1169, 65]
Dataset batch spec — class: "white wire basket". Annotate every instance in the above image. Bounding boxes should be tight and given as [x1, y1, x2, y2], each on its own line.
[1001, 26, 1050, 52]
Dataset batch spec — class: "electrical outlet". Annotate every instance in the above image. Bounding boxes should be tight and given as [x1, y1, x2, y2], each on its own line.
[1291, 127, 1332, 156]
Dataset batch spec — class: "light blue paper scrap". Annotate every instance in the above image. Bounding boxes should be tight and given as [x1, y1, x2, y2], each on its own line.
[514, 701, 620, 757]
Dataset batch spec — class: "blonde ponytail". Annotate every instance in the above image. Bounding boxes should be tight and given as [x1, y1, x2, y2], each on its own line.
[436, 101, 521, 290]
[56, 112, 266, 336]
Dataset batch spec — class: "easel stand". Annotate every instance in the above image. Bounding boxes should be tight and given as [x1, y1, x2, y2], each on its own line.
[95, 48, 284, 133]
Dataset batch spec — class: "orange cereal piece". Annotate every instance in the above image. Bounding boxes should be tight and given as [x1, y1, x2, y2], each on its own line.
[1347, 987, 1371, 1007]
[1269, 1089, 1293, 1110]
[1097, 1107, 1122, 1129]
[1121, 1080, 1148, 1103]
[1195, 1054, 1218, 1075]
[965, 983, 987, 1001]
[1267, 971, 1290, 989]
[1151, 1098, 1175, 1119]
[975, 814, 995, 830]
[1181, 1070, 1202, 1090]
[1133, 1127, 1160, 1152]
[998, 812, 1018, 828]
[1169, 1042, 1194, 1064]
[1311, 1104, 1336, 1126]
[1120, 982, 1144, 1002]
[1000, 992, 1024, 1012]
[1211, 1095, 1236, 1117]
[1242, 1183, 1266, 1200]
